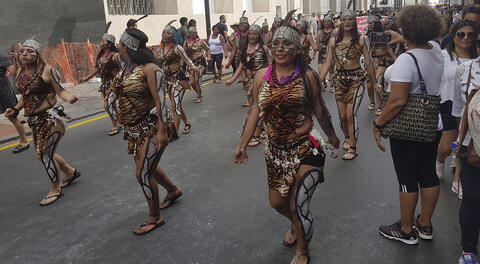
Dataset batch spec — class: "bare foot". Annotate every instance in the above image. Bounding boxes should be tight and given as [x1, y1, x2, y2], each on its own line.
[283, 225, 297, 246]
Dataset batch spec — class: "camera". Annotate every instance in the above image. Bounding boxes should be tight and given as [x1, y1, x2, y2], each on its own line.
[370, 31, 392, 44]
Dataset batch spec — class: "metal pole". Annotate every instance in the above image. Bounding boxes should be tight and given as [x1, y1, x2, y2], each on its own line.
[204, 0, 212, 38]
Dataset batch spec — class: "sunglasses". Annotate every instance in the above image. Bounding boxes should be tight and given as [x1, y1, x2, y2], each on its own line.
[456, 31, 476, 40]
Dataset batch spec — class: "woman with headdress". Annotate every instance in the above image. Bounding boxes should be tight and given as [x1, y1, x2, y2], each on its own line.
[261, 19, 269, 42]
[184, 26, 210, 103]
[234, 10, 339, 264]
[295, 18, 318, 65]
[320, 9, 376, 160]
[157, 20, 199, 136]
[366, 14, 396, 116]
[4, 39, 81, 206]
[225, 12, 251, 106]
[112, 27, 183, 235]
[265, 17, 283, 50]
[316, 16, 334, 90]
[80, 23, 122, 135]
[226, 22, 270, 147]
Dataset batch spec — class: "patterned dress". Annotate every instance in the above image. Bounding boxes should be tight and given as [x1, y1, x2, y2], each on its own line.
[0, 53, 17, 113]
[299, 35, 312, 64]
[259, 65, 325, 197]
[317, 30, 332, 64]
[97, 52, 120, 98]
[16, 62, 58, 154]
[331, 41, 367, 104]
[244, 46, 268, 96]
[184, 39, 208, 68]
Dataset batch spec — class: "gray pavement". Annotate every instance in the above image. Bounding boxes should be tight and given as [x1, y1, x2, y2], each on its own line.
[0, 75, 464, 264]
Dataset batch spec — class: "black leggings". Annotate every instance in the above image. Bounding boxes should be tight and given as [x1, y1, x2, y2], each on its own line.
[208, 53, 223, 71]
[389, 136, 440, 193]
[459, 159, 480, 255]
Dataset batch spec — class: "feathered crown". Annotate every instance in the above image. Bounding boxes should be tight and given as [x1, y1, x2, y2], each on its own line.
[272, 10, 301, 47]
[102, 21, 116, 44]
[164, 20, 177, 34]
[239, 10, 249, 24]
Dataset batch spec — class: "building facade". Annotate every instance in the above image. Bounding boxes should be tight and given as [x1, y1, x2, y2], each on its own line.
[103, 0, 277, 43]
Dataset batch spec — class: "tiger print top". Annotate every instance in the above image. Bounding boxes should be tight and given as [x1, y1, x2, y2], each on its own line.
[158, 44, 182, 75]
[97, 52, 120, 85]
[184, 39, 208, 65]
[114, 65, 154, 125]
[245, 46, 268, 72]
[259, 68, 312, 146]
[16, 62, 55, 117]
[299, 35, 311, 62]
[334, 41, 362, 69]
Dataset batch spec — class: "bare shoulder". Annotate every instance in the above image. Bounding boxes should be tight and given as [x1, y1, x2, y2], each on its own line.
[254, 67, 267, 81]
[144, 63, 161, 73]
[328, 37, 336, 47]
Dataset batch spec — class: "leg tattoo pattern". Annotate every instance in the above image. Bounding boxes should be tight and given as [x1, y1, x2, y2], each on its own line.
[295, 168, 324, 241]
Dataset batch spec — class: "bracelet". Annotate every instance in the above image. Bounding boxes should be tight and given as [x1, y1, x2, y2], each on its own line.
[9, 108, 20, 118]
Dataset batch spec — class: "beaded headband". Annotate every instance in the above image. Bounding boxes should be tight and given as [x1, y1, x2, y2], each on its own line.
[22, 39, 42, 53]
[341, 9, 356, 18]
[273, 27, 300, 47]
[102, 33, 116, 44]
[120, 31, 140, 51]
[249, 24, 262, 34]
[188, 27, 197, 33]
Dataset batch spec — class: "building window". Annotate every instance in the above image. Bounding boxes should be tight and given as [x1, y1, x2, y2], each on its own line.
[192, 0, 205, 14]
[253, 0, 269, 12]
[107, 0, 155, 15]
[154, 0, 178, 14]
[213, 0, 233, 13]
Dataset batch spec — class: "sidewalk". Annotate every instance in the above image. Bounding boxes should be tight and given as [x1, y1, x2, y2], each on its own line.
[0, 72, 229, 145]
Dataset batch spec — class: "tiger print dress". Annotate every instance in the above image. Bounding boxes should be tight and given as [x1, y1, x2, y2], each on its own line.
[113, 65, 157, 157]
[259, 65, 325, 197]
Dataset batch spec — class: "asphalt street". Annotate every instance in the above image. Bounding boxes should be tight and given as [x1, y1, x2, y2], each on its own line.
[0, 77, 465, 264]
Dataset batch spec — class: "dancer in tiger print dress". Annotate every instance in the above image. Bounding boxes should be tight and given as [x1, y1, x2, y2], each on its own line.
[4, 39, 81, 206]
[158, 21, 199, 136]
[320, 10, 376, 160]
[234, 10, 339, 264]
[295, 19, 318, 65]
[226, 23, 270, 147]
[80, 28, 122, 135]
[113, 28, 183, 235]
[184, 26, 210, 103]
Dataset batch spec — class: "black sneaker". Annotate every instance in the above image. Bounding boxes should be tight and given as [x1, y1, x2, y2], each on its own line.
[414, 215, 433, 240]
[379, 221, 419, 245]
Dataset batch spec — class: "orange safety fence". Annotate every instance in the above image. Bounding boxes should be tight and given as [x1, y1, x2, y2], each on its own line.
[42, 40, 101, 87]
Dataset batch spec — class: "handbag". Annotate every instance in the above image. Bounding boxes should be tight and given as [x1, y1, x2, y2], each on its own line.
[381, 52, 440, 142]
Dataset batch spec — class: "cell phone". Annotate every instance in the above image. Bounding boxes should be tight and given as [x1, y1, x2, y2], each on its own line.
[370, 32, 392, 44]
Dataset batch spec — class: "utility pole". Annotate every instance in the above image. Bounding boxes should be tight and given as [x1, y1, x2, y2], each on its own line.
[204, 0, 212, 38]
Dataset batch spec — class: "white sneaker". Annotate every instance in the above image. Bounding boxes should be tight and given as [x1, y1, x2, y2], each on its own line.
[436, 161, 445, 179]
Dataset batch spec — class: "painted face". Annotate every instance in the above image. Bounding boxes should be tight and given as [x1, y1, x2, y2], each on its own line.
[271, 38, 297, 65]
[18, 46, 38, 65]
[99, 38, 110, 49]
[162, 30, 174, 42]
[240, 22, 249, 31]
[341, 16, 355, 31]
[117, 42, 128, 61]
[454, 25, 476, 51]
[248, 30, 260, 43]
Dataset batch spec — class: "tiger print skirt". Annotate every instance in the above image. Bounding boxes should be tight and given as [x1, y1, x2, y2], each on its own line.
[373, 54, 394, 68]
[331, 68, 367, 104]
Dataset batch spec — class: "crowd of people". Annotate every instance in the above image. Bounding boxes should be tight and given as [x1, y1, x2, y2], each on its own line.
[0, 4, 480, 264]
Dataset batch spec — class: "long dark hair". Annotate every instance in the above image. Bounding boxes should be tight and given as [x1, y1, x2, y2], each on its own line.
[125, 28, 160, 66]
[446, 20, 479, 61]
[336, 18, 360, 43]
[96, 40, 118, 63]
[239, 30, 265, 64]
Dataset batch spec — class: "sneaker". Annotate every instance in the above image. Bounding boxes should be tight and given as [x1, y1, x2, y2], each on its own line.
[436, 161, 445, 179]
[379, 221, 419, 245]
[459, 252, 478, 264]
[413, 215, 433, 240]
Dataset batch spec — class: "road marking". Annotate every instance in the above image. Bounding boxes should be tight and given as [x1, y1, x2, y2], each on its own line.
[0, 76, 232, 151]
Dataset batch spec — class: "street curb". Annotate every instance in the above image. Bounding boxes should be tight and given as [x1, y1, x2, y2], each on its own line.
[0, 72, 232, 146]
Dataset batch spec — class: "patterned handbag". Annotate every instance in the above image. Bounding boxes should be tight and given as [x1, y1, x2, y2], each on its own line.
[380, 52, 440, 143]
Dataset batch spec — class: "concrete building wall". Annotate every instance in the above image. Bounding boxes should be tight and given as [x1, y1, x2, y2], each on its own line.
[0, 0, 105, 53]
[104, 0, 277, 43]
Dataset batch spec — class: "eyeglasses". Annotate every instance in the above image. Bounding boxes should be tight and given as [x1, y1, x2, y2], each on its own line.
[456, 31, 476, 40]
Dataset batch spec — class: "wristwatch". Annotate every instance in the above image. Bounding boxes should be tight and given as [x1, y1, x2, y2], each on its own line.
[372, 119, 385, 130]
